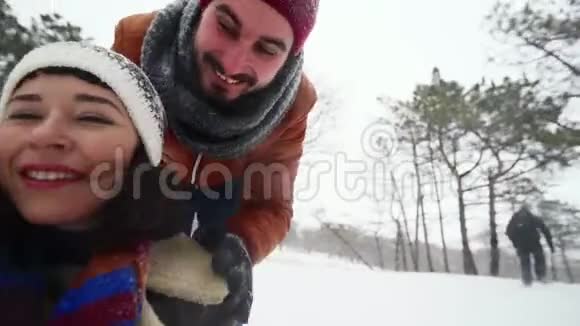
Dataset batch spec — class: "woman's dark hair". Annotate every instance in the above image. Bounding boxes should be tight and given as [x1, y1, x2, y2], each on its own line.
[14, 66, 112, 91]
[1, 67, 190, 255]
[90, 145, 191, 249]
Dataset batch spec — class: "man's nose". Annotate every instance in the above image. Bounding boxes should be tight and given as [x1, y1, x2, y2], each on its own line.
[220, 45, 250, 76]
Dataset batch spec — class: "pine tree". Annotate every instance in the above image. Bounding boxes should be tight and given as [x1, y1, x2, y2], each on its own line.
[0, 0, 87, 87]
[488, 0, 580, 99]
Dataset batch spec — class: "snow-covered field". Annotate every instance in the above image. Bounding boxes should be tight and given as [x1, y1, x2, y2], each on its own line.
[250, 249, 580, 326]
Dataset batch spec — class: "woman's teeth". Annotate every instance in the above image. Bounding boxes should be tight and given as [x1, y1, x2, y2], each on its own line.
[26, 171, 78, 181]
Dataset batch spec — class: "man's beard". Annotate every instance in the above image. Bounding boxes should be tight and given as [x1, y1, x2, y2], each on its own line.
[190, 45, 258, 112]
[202, 52, 257, 89]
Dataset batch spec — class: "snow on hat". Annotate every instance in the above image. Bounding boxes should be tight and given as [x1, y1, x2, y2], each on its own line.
[0, 42, 167, 166]
[199, 0, 320, 54]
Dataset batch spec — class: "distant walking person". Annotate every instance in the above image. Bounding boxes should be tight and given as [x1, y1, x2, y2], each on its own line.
[506, 205, 555, 285]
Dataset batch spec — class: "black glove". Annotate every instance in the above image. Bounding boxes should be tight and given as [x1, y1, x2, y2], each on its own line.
[195, 229, 253, 324]
[550, 245, 555, 253]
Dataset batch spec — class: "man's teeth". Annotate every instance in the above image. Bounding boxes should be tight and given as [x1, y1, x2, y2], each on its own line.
[26, 171, 77, 181]
[215, 70, 240, 85]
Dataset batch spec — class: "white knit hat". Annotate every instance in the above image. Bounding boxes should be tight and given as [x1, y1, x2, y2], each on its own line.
[0, 42, 167, 166]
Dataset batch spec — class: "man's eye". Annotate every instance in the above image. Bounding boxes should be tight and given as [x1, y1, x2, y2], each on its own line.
[218, 17, 237, 36]
[257, 43, 278, 56]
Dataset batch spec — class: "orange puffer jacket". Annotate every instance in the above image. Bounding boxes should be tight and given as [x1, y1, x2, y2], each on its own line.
[112, 12, 317, 264]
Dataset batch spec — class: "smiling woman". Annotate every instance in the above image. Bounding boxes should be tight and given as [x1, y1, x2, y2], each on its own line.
[0, 42, 230, 326]
[1, 67, 140, 227]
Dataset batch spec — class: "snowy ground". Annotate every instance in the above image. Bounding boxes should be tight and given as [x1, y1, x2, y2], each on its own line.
[250, 249, 580, 326]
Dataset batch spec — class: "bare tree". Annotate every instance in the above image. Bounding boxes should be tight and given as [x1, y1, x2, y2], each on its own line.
[419, 76, 484, 275]
[437, 131, 482, 275]
[374, 229, 385, 269]
[386, 76, 482, 275]
[301, 76, 341, 159]
[409, 127, 435, 272]
[419, 194, 434, 272]
[538, 199, 580, 283]
[408, 129, 435, 272]
[413, 190, 421, 270]
[461, 77, 580, 276]
[427, 141, 451, 272]
[394, 219, 409, 271]
[388, 187, 408, 271]
[487, 0, 580, 97]
[310, 208, 374, 269]
[390, 171, 419, 271]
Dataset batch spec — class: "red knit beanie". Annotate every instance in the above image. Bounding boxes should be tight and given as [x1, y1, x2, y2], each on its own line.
[199, 0, 319, 54]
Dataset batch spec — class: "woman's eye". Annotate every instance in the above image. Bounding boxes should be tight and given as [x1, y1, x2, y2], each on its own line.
[7, 112, 42, 120]
[77, 115, 114, 125]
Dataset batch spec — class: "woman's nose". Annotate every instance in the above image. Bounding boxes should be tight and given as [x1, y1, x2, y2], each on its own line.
[28, 117, 73, 151]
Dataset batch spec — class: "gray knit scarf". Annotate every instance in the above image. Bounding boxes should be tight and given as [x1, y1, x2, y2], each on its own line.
[141, 0, 303, 159]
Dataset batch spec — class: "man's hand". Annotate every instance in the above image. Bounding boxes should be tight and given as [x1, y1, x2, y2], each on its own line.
[195, 229, 253, 324]
[213, 233, 253, 323]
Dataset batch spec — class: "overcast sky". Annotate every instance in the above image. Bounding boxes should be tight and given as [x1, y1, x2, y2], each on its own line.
[10, 0, 518, 101]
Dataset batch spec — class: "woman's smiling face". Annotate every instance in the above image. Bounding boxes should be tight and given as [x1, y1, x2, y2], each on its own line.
[0, 72, 139, 228]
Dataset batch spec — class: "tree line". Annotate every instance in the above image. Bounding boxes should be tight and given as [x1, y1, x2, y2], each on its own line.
[0, 0, 87, 88]
[370, 0, 580, 279]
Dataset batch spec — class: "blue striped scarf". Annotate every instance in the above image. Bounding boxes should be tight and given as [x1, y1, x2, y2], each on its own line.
[0, 242, 150, 326]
